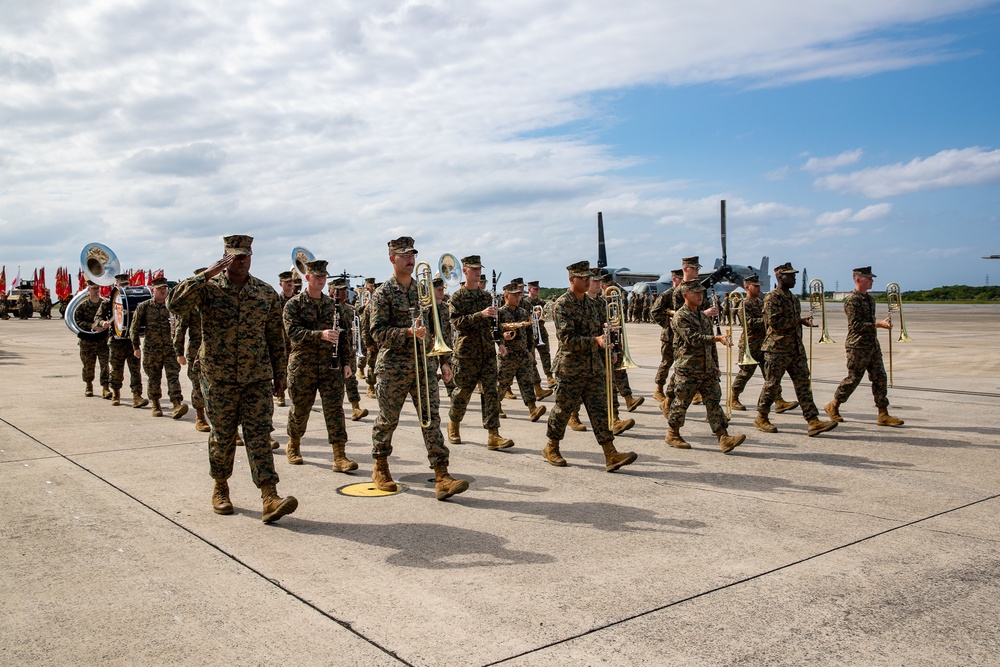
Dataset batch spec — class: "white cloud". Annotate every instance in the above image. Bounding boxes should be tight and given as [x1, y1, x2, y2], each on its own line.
[816, 203, 893, 225]
[0, 0, 994, 287]
[815, 147, 1000, 197]
[802, 149, 863, 173]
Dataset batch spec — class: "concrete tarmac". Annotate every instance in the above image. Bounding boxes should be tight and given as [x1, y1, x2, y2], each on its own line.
[1, 303, 998, 666]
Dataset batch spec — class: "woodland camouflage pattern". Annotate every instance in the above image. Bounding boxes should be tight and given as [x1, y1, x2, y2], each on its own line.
[448, 284, 501, 430]
[833, 290, 889, 409]
[758, 286, 819, 419]
[74, 296, 110, 386]
[172, 309, 205, 410]
[497, 303, 536, 404]
[95, 298, 142, 394]
[668, 304, 727, 432]
[130, 299, 182, 403]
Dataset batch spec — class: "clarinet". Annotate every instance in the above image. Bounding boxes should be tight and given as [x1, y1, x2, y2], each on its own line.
[330, 304, 341, 370]
[491, 269, 503, 343]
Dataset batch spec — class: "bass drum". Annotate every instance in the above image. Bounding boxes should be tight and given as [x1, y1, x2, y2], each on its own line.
[112, 286, 152, 338]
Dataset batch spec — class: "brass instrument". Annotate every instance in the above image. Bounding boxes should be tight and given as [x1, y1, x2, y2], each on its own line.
[603, 285, 637, 426]
[885, 282, 912, 387]
[531, 305, 543, 341]
[808, 278, 834, 386]
[66, 243, 119, 338]
[358, 289, 371, 309]
[724, 292, 740, 419]
[501, 320, 533, 331]
[412, 261, 453, 428]
[438, 253, 462, 291]
[290, 246, 314, 276]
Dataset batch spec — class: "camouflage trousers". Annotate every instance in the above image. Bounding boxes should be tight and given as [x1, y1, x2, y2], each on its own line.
[109, 338, 142, 394]
[498, 352, 537, 405]
[450, 354, 501, 430]
[668, 371, 727, 432]
[546, 371, 613, 443]
[758, 349, 819, 420]
[834, 346, 889, 409]
[654, 333, 674, 386]
[185, 355, 205, 410]
[371, 366, 449, 467]
[79, 339, 110, 386]
[612, 368, 634, 411]
[535, 325, 552, 376]
[344, 355, 361, 403]
[142, 349, 183, 403]
[201, 378, 279, 488]
[365, 346, 379, 391]
[287, 367, 347, 445]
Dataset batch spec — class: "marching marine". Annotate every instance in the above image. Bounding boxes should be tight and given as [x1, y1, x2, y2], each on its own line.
[94, 273, 146, 407]
[130, 277, 188, 419]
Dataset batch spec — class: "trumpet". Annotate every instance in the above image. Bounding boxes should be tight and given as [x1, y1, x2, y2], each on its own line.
[808, 278, 834, 387]
[412, 261, 453, 428]
[885, 282, 912, 387]
[531, 305, 543, 341]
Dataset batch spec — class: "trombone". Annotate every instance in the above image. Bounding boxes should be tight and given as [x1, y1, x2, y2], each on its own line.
[808, 278, 834, 387]
[412, 261, 453, 428]
[885, 282, 912, 387]
[724, 292, 758, 418]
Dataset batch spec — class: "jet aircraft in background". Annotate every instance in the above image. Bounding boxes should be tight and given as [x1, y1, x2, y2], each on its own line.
[595, 203, 769, 299]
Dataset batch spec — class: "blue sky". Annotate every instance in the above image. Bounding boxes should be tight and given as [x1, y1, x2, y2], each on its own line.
[1, 0, 999, 292]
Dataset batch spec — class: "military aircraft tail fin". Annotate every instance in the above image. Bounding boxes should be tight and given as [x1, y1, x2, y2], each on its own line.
[597, 212, 607, 268]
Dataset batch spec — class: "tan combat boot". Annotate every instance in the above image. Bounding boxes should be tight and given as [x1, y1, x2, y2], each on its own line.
[755, 413, 778, 433]
[653, 384, 666, 402]
[101, 384, 112, 400]
[533, 383, 553, 400]
[599, 441, 637, 472]
[433, 463, 470, 500]
[504, 388, 516, 400]
[150, 399, 163, 417]
[350, 400, 369, 421]
[625, 395, 644, 412]
[487, 429, 514, 450]
[568, 411, 587, 431]
[692, 392, 703, 406]
[331, 442, 359, 472]
[542, 439, 567, 467]
[212, 480, 234, 515]
[825, 399, 844, 422]
[286, 437, 303, 465]
[729, 390, 745, 411]
[527, 402, 546, 422]
[372, 457, 397, 492]
[111, 388, 121, 406]
[132, 391, 149, 408]
[276, 393, 286, 407]
[612, 417, 635, 435]
[447, 421, 461, 444]
[774, 397, 800, 414]
[194, 408, 211, 432]
[877, 408, 904, 427]
[85, 382, 94, 397]
[498, 401, 506, 419]
[665, 427, 690, 449]
[260, 483, 298, 524]
[366, 385, 377, 399]
[807, 418, 838, 437]
[716, 428, 746, 454]
[546, 374, 557, 388]
[171, 399, 189, 420]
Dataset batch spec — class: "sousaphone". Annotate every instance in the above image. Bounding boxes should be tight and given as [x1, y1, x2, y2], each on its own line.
[291, 247, 315, 276]
[66, 243, 121, 337]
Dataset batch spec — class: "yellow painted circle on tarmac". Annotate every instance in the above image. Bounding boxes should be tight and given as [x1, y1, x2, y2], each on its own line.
[336, 482, 405, 497]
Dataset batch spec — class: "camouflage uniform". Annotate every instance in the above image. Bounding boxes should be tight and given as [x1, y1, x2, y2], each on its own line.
[730, 295, 764, 398]
[283, 291, 351, 445]
[497, 303, 537, 405]
[167, 271, 287, 488]
[38, 293, 52, 319]
[833, 290, 889, 409]
[370, 276, 449, 466]
[172, 309, 205, 410]
[338, 300, 363, 404]
[360, 296, 379, 394]
[0, 295, 8, 319]
[129, 299, 183, 404]
[448, 284, 501, 431]
[667, 304, 727, 431]
[16, 293, 31, 319]
[651, 288, 675, 386]
[545, 290, 613, 443]
[95, 298, 143, 396]
[757, 285, 819, 419]
[665, 285, 713, 401]
[75, 297, 110, 386]
[523, 293, 553, 379]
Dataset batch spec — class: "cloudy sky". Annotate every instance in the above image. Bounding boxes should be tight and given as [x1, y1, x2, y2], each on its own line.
[2, 0, 999, 292]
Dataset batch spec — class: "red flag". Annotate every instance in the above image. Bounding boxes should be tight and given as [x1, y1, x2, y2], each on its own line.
[146, 269, 152, 285]
[32, 268, 38, 299]
[56, 267, 72, 302]
[36, 267, 46, 300]
[152, 268, 164, 281]
[0, 265, 6, 296]
[78, 268, 85, 291]
[99, 285, 111, 298]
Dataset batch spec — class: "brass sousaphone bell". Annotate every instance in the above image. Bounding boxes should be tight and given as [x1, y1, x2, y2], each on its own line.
[66, 243, 121, 337]
[291, 246, 315, 277]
